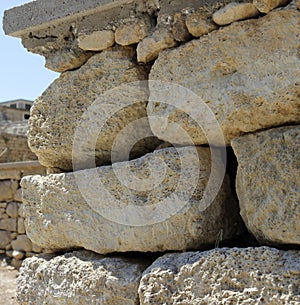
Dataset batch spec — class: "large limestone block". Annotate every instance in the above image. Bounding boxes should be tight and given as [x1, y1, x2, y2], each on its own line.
[147, 9, 300, 146]
[17, 250, 150, 305]
[21, 147, 241, 254]
[231, 125, 300, 245]
[139, 247, 300, 304]
[28, 46, 157, 171]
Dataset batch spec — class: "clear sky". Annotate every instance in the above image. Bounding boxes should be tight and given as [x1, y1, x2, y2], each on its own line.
[0, 1, 59, 103]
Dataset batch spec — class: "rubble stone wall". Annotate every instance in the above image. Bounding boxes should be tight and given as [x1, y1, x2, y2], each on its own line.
[0, 162, 46, 268]
[2, 0, 299, 304]
[0, 134, 37, 163]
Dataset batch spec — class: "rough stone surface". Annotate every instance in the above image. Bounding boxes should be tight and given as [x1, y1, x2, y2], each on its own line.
[186, 10, 218, 37]
[0, 219, 17, 232]
[6, 202, 18, 218]
[137, 27, 177, 63]
[231, 125, 300, 246]
[17, 250, 150, 305]
[11, 235, 32, 252]
[78, 30, 115, 51]
[13, 188, 22, 202]
[115, 18, 152, 46]
[253, 0, 291, 12]
[17, 218, 26, 234]
[171, 13, 191, 42]
[21, 146, 240, 254]
[0, 181, 18, 202]
[139, 247, 300, 305]
[0, 231, 11, 248]
[212, 2, 259, 25]
[147, 9, 300, 146]
[22, 37, 94, 73]
[28, 46, 158, 171]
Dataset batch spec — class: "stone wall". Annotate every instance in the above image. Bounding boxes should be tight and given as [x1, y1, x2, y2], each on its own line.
[0, 161, 46, 268]
[0, 133, 37, 163]
[3, 0, 299, 304]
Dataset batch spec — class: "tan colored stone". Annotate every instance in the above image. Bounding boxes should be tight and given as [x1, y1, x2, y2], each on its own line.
[21, 146, 240, 254]
[296, 0, 300, 9]
[115, 18, 151, 46]
[148, 10, 300, 146]
[231, 125, 300, 245]
[0, 231, 11, 248]
[172, 13, 191, 42]
[0, 218, 17, 231]
[31, 243, 42, 253]
[186, 10, 218, 37]
[137, 27, 177, 63]
[6, 202, 19, 218]
[5, 244, 12, 251]
[139, 247, 300, 305]
[0, 169, 20, 180]
[11, 232, 18, 239]
[17, 218, 26, 234]
[22, 36, 94, 73]
[253, 0, 291, 12]
[0, 180, 18, 201]
[28, 46, 158, 171]
[17, 251, 150, 305]
[13, 188, 22, 202]
[212, 2, 259, 25]
[78, 30, 115, 51]
[18, 204, 25, 218]
[12, 235, 32, 252]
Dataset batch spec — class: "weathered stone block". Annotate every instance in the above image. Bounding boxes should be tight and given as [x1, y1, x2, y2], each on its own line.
[147, 9, 300, 146]
[212, 2, 259, 25]
[28, 46, 158, 171]
[0, 230, 11, 248]
[12, 235, 32, 252]
[78, 30, 115, 51]
[231, 125, 300, 246]
[139, 247, 300, 305]
[17, 251, 150, 305]
[253, 0, 290, 12]
[17, 217, 26, 234]
[115, 18, 152, 46]
[137, 27, 177, 63]
[21, 147, 240, 254]
[6, 202, 19, 218]
[0, 180, 18, 202]
[0, 218, 17, 231]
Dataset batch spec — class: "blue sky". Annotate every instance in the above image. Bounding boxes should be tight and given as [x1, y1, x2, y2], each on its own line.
[0, 1, 58, 103]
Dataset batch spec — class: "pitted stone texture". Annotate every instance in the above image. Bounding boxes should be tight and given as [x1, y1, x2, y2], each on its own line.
[137, 27, 177, 63]
[17, 250, 150, 305]
[139, 247, 300, 305]
[115, 18, 152, 46]
[253, 0, 291, 12]
[21, 147, 240, 254]
[28, 46, 156, 171]
[231, 125, 300, 246]
[78, 30, 115, 51]
[148, 10, 300, 146]
[212, 2, 259, 25]
[186, 10, 218, 37]
[22, 37, 94, 73]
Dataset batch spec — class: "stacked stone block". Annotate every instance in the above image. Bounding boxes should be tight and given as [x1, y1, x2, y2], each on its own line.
[0, 162, 46, 268]
[2, 0, 299, 304]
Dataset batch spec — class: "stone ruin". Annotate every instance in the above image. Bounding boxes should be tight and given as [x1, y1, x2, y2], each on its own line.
[3, 0, 299, 304]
